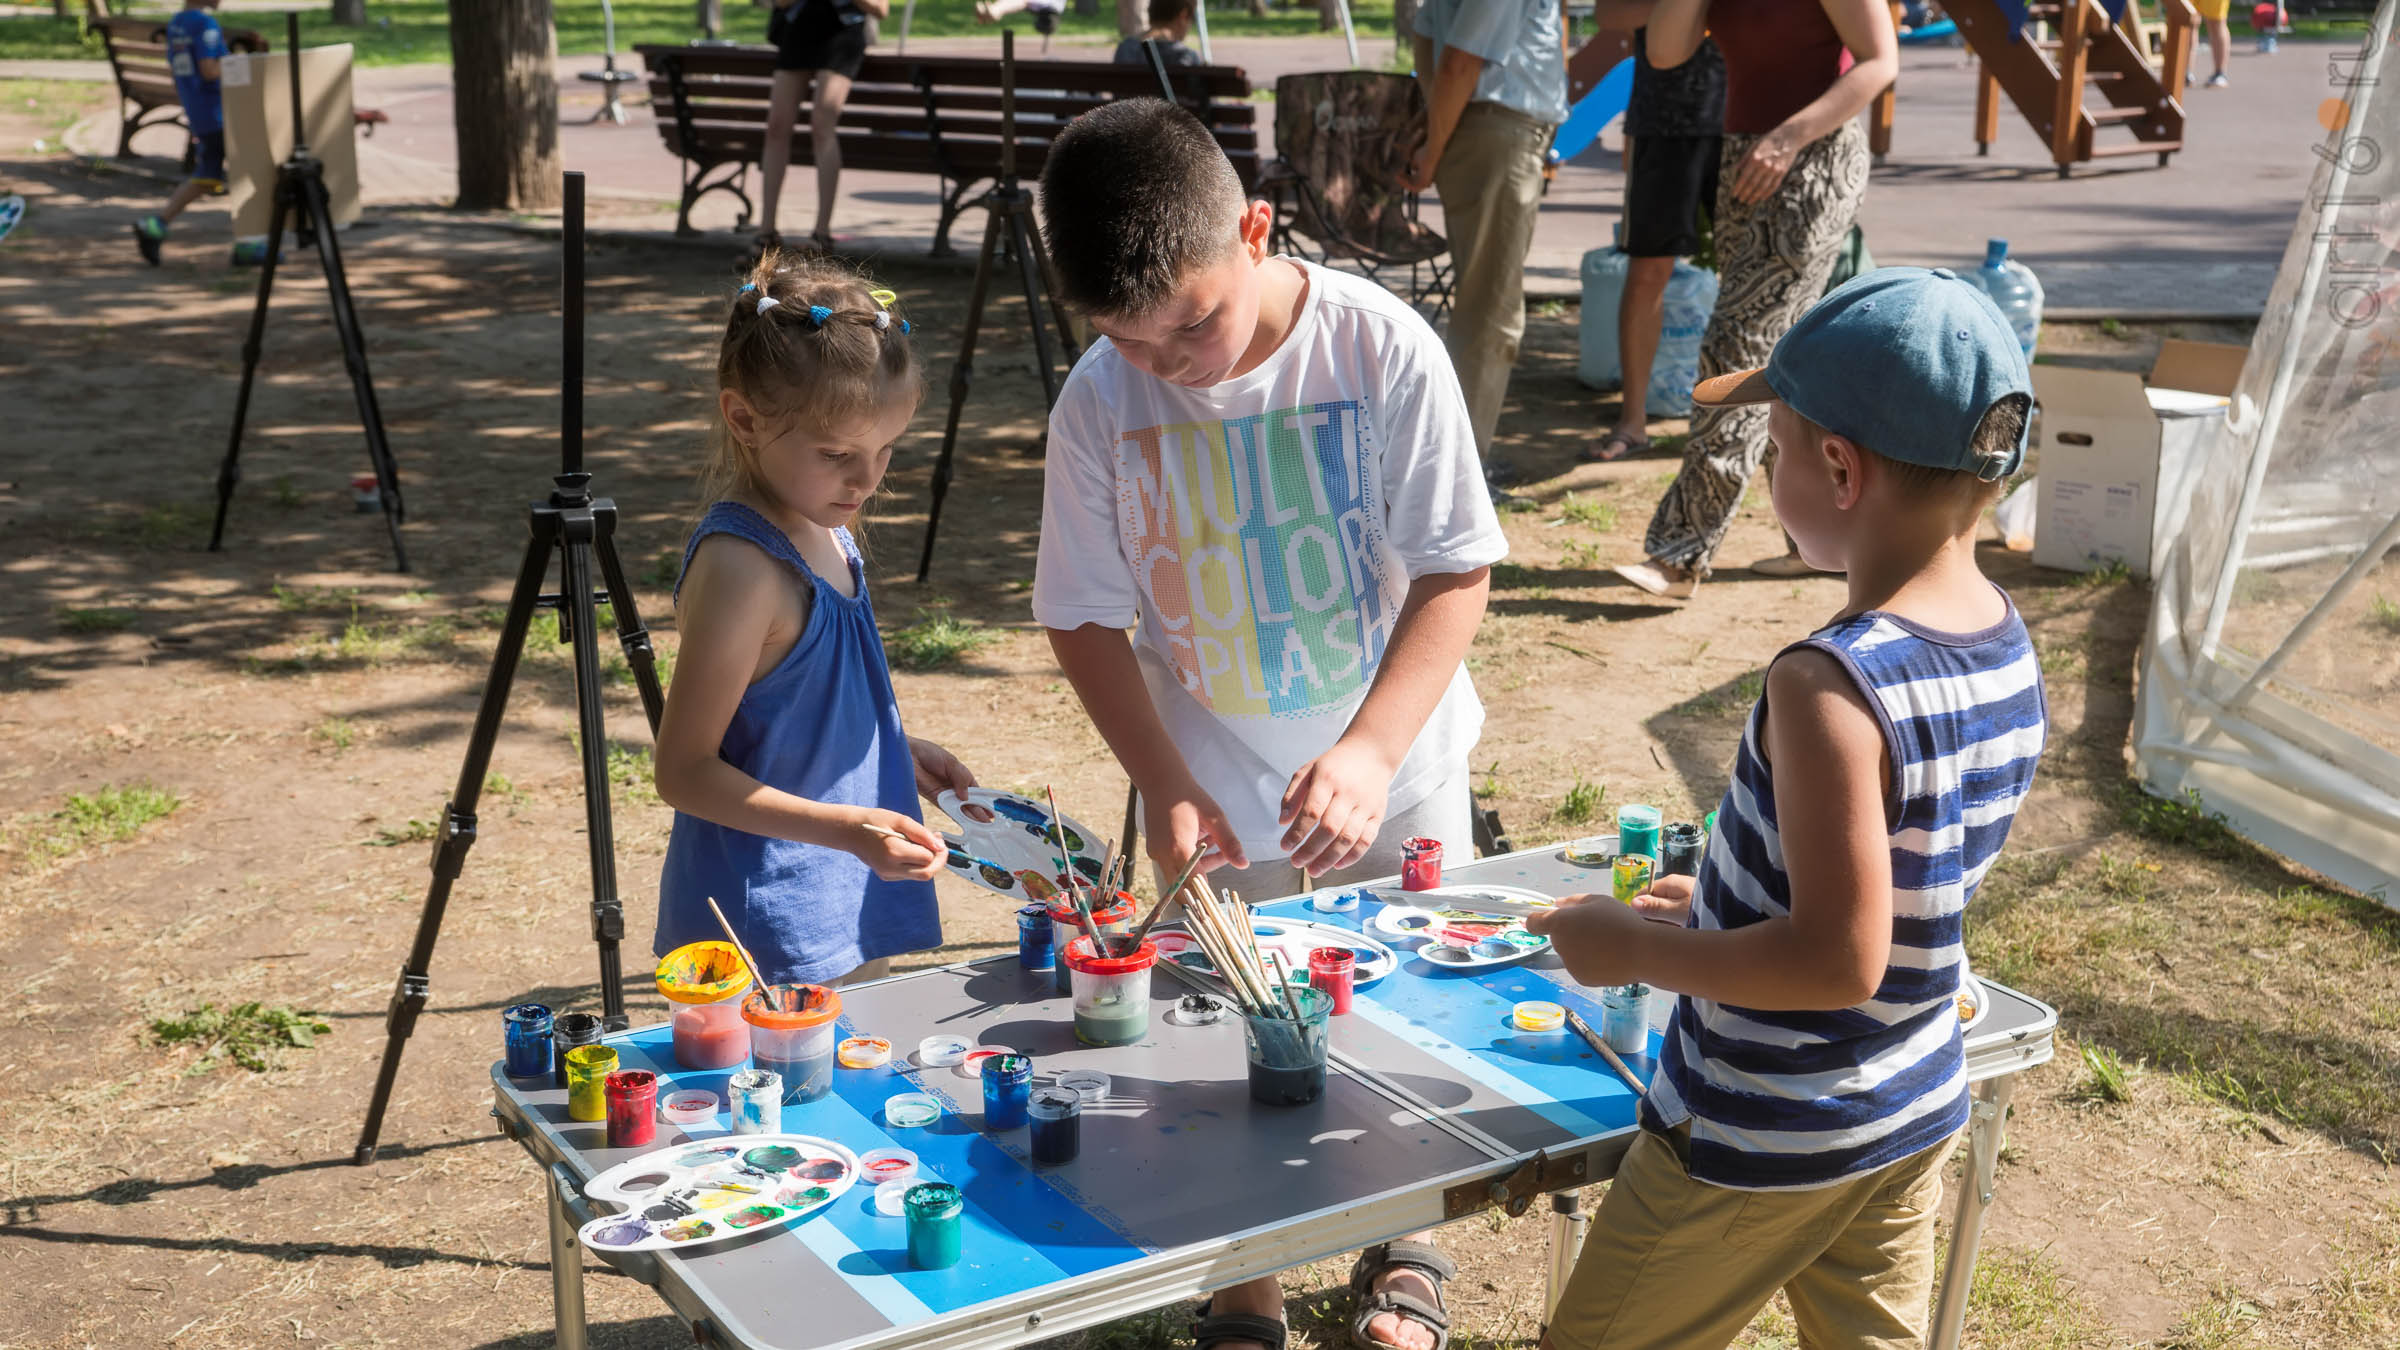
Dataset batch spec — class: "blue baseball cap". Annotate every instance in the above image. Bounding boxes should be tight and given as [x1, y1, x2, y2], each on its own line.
[1690, 267, 2034, 481]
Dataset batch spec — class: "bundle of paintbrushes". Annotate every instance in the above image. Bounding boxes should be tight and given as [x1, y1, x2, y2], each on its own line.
[1167, 876, 1312, 1044]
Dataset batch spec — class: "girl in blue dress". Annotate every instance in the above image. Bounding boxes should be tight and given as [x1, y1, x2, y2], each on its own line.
[654, 249, 978, 986]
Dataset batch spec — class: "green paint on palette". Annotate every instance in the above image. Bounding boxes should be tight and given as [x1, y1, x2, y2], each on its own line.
[725, 1205, 785, 1229]
[796, 1185, 831, 1204]
[742, 1145, 802, 1172]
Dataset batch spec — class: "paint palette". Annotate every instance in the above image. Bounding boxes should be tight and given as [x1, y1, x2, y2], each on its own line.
[1369, 883, 1559, 920]
[1153, 916, 1399, 988]
[931, 788, 1109, 902]
[1370, 904, 1553, 969]
[576, 1133, 858, 1255]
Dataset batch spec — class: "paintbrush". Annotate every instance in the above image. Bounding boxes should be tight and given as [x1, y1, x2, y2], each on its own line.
[1564, 1006, 1649, 1095]
[1188, 884, 1271, 1016]
[703, 896, 771, 994]
[1126, 843, 1215, 948]
[858, 821, 912, 844]
[1268, 949, 1305, 1021]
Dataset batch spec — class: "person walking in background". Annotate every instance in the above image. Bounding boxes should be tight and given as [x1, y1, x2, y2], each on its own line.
[1113, 0, 1201, 68]
[2191, 0, 2232, 84]
[132, 0, 229, 266]
[1613, 0, 1895, 600]
[1402, 0, 1568, 488]
[754, 0, 889, 257]
[1585, 16, 1724, 464]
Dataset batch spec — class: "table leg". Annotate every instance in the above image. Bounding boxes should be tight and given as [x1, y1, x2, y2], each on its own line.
[1541, 1190, 1590, 1332]
[547, 1164, 592, 1350]
[1929, 1074, 2016, 1350]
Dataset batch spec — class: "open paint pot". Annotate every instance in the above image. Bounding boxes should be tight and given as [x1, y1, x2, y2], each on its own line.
[917, 1034, 972, 1069]
[1027, 1087, 1082, 1167]
[1063, 936, 1158, 1047]
[552, 1012, 606, 1090]
[884, 1092, 941, 1129]
[564, 1044, 619, 1122]
[660, 1089, 719, 1127]
[1616, 804, 1663, 865]
[727, 1069, 782, 1135]
[657, 940, 754, 1073]
[904, 1182, 964, 1269]
[1511, 1001, 1565, 1034]
[1600, 985, 1652, 1055]
[605, 1070, 659, 1149]
[837, 1036, 892, 1070]
[1307, 947, 1356, 1016]
[742, 983, 842, 1105]
[1244, 986, 1333, 1107]
[859, 1147, 919, 1188]
[981, 1053, 1034, 1129]
[501, 1002, 554, 1080]
[1048, 894, 1135, 996]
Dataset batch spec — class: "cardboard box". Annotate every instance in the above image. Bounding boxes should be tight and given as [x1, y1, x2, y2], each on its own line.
[221, 43, 360, 238]
[2030, 339, 2246, 577]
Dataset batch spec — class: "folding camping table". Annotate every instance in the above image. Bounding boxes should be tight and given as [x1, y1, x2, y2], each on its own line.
[490, 847, 2055, 1350]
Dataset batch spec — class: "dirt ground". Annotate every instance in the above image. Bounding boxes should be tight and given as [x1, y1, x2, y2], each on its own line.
[1, 95, 2394, 1350]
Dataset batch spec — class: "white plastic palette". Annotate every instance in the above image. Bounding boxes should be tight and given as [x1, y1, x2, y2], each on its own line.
[1153, 916, 1399, 987]
[1370, 904, 1553, 969]
[1370, 883, 1559, 920]
[577, 1134, 858, 1254]
[932, 788, 1108, 903]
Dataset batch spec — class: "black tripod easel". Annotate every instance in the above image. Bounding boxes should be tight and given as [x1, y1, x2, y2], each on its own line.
[211, 11, 407, 572]
[355, 173, 667, 1165]
[914, 28, 1081, 584]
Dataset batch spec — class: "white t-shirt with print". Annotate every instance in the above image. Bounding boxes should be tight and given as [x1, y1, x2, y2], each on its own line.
[1032, 260, 1510, 862]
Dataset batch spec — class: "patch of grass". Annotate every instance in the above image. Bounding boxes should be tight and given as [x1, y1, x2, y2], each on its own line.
[0, 76, 104, 146]
[1677, 668, 1767, 719]
[268, 476, 306, 510]
[56, 607, 137, 634]
[2369, 592, 2400, 636]
[2077, 558, 2134, 588]
[645, 550, 682, 589]
[313, 718, 356, 752]
[11, 784, 181, 872]
[483, 771, 528, 807]
[120, 501, 209, 551]
[888, 609, 1001, 671]
[1958, 1244, 2125, 1349]
[149, 1002, 329, 1074]
[2158, 1287, 2264, 1350]
[367, 818, 436, 847]
[2099, 317, 2129, 339]
[1557, 493, 1620, 532]
[608, 742, 659, 805]
[2111, 782, 2246, 859]
[272, 583, 361, 613]
[2072, 1043, 2134, 1105]
[1555, 777, 1606, 826]
[1490, 562, 1537, 589]
[1477, 760, 1510, 801]
[1073, 1306, 1190, 1350]
[1532, 298, 1568, 319]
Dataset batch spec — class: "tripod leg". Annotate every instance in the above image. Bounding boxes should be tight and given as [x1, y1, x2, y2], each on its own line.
[303, 172, 410, 573]
[1022, 204, 1081, 369]
[209, 178, 294, 552]
[355, 513, 555, 1164]
[916, 207, 1008, 584]
[559, 528, 629, 1031]
[1006, 205, 1067, 412]
[590, 501, 667, 736]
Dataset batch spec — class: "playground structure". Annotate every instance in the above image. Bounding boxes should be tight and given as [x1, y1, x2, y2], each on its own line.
[1553, 0, 2194, 178]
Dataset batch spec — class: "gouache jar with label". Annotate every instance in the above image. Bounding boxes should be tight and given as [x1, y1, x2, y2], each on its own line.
[1245, 986, 1333, 1107]
[1306, 947, 1355, 1016]
[1027, 1086, 1082, 1166]
[743, 983, 843, 1105]
[1017, 904, 1055, 971]
[656, 940, 754, 1072]
[552, 1012, 605, 1090]
[501, 1002, 553, 1079]
[1063, 936, 1158, 1047]
[1617, 805, 1663, 864]
[1048, 895, 1136, 995]
[981, 1053, 1034, 1129]
[605, 1069, 658, 1149]
[1659, 822, 1705, 877]
[904, 1182, 964, 1270]
[564, 1043, 619, 1122]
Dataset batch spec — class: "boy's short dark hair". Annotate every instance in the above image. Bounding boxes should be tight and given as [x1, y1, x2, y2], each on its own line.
[1149, 0, 1195, 24]
[1040, 99, 1246, 318]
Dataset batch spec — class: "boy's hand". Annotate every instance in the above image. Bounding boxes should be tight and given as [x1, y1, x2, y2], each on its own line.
[1524, 893, 1650, 986]
[1278, 739, 1393, 875]
[1631, 872, 1696, 926]
[851, 808, 946, 882]
[1146, 782, 1247, 879]
[908, 737, 992, 821]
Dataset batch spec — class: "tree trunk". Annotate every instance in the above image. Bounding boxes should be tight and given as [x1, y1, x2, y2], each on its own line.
[696, 0, 724, 38]
[331, 0, 368, 25]
[1248, 0, 1267, 17]
[1318, 0, 1340, 32]
[449, 0, 561, 211]
[1116, 0, 1144, 35]
[1393, 0, 1416, 39]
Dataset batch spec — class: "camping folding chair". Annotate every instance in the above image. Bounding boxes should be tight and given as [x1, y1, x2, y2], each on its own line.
[1261, 71, 1454, 322]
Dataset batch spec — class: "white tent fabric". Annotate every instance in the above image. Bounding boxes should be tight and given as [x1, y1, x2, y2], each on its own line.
[2132, 3, 2400, 905]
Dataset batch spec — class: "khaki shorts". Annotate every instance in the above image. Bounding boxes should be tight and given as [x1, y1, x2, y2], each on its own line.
[1547, 1124, 1955, 1350]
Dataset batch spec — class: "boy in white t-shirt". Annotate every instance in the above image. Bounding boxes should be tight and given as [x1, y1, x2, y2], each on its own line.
[1032, 99, 1505, 1350]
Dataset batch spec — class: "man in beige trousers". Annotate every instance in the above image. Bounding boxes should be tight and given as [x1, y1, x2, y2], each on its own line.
[1403, 0, 1567, 487]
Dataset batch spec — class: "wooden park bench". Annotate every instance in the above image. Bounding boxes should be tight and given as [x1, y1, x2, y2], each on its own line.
[89, 14, 267, 165]
[634, 43, 1257, 253]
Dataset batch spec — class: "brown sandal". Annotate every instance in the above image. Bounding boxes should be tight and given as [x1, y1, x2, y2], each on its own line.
[1583, 429, 1650, 463]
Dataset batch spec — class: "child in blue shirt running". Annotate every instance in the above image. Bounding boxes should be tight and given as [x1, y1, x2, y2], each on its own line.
[652, 249, 981, 988]
[135, 0, 231, 265]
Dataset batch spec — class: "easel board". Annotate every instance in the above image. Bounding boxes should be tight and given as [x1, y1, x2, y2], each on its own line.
[221, 42, 361, 237]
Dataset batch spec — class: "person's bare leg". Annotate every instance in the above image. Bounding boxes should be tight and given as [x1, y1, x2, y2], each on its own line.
[2208, 17, 2228, 77]
[1361, 1233, 1442, 1350]
[809, 69, 853, 245]
[1612, 254, 1675, 443]
[757, 68, 810, 240]
[156, 177, 211, 227]
[1204, 1276, 1284, 1350]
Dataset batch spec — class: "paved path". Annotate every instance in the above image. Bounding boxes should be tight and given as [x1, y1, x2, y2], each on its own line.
[39, 29, 2337, 315]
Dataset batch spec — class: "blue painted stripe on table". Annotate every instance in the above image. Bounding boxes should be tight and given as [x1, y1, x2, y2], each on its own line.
[606, 1023, 1145, 1320]
[1253, 899, 1647, 1140]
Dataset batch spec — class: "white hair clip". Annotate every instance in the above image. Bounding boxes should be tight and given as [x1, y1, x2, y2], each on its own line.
[756, 296, 781, 316]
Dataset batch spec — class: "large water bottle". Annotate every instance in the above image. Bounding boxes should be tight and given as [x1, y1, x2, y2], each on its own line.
[1965, 238, 2043, 362]
[1649, 261, 1720, 417]
[1578, 227, 1631, 391]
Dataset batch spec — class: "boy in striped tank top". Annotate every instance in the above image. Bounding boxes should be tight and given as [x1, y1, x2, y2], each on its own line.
[1527, 268, 2047, 1350]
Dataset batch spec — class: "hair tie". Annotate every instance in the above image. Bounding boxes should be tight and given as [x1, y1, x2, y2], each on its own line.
[755, 296, 780, 315]
[738, 281, 757, 295]
[807, 305, 833, 328]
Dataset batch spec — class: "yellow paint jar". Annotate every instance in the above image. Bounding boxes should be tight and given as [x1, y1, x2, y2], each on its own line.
[1512, 1001, 1565, 1034]
[565, 1043, 619, 1122]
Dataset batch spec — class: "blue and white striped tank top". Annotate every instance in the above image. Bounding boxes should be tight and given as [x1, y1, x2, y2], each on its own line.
[1642, 589, 2047, 1190]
